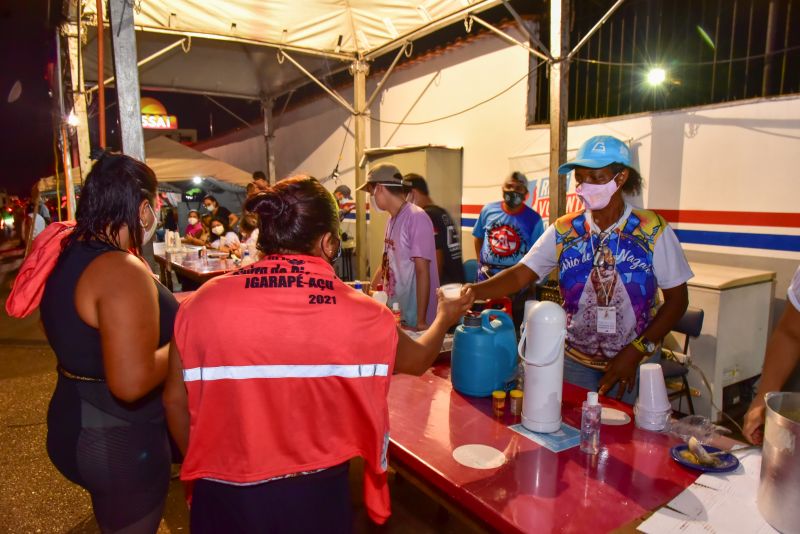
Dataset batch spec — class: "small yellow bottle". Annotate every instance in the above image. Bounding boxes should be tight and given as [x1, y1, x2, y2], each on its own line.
[492, 390, 507, 417]
[509, 389, 524, 417]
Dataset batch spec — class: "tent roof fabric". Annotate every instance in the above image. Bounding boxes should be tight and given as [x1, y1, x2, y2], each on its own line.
[80, 0, 501, 99]
[40, 136, 252, 190]
[145, 136, 252, 185]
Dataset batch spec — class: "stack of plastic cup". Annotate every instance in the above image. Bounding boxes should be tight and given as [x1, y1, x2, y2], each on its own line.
[634, 363, 672, 431]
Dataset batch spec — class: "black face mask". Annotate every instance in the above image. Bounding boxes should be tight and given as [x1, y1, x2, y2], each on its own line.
[503, 191, 525, 209]
[321, 237, 342, 265]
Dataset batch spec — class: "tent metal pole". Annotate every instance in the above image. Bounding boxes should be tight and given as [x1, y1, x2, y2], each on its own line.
[86, 38, 188, 94]
[55, 28, 76, 220]
[567, 0, 626, 60]
[129, 26, 354, 61]
[470, 16, 550, 62]
[95, 0, 106, 147]
[279, 50, 356, 115]
[205, 94, 256, 128]
[262, 98, 277, 185]
[549, 0, 569, 220]
[365, 42, 410, 110]
[500, 0, 551, 59]
[108, 0, 145, 161]
[364, 0, 502, 60]
[65, 24, 93, 183]
[108, 0, 152, 264]
[353, 60, 369, 280]
[60, 124, 77, 220]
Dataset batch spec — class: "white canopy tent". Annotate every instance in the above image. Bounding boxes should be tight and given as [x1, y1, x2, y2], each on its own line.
[145, 136, 251, 185]
[41, 136, 251, 190]
[78, 1, 505, 101]
[64, 0, 615, 276]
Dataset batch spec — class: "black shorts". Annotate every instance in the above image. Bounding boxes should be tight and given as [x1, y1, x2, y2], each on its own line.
[190, 462, 352, 534]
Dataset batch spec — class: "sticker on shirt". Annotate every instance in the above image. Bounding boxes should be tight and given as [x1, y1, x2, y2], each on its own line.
[488, 224, 522, 258]
[597, 306, 616, 334]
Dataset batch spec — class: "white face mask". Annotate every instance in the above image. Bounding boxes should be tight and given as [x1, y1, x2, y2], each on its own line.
[212, 226, 225, 236]
[576, 173, 621, 211]
[140, 203, 157, 245]
[369, 190, 385, 214]
[187, 217, 199, 225]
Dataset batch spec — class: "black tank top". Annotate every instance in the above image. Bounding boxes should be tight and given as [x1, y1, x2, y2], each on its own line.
[40, 240, 178, 422]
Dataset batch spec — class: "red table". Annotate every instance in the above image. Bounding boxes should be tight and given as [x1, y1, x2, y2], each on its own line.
[155, 252, 236, 290]
[387, 364, 698, 533]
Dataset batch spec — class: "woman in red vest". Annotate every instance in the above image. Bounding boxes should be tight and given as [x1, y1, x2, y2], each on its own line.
[164, 176, 472, 533]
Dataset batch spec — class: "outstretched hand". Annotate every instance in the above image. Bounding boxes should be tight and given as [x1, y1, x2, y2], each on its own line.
[437, 287, 475, 328]
[598, 345, 641, 399]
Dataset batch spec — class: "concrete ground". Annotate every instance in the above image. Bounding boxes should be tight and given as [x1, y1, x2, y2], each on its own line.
[0, 243, 481, 533]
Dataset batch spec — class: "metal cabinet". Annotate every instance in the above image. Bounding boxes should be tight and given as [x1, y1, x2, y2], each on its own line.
[684, 262, 775, 420]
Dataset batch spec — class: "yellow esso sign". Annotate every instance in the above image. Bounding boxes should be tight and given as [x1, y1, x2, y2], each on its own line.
[140, 97, 179, 130]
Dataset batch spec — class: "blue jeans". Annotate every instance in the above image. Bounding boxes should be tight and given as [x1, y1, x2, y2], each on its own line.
[563, 351, 661, 405]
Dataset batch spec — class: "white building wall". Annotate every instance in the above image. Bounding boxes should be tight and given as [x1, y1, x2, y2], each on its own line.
[203, 29, 800, 309]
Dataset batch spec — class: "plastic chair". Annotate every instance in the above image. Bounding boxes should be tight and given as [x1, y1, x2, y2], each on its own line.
[661, 307, 704, 415]
[463, 259, 478, 283]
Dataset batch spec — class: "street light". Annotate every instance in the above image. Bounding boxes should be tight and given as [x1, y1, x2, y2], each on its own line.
[646, 67, 667, 86]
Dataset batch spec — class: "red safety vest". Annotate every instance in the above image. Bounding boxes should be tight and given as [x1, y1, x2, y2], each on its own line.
[174, 254, 398, 524]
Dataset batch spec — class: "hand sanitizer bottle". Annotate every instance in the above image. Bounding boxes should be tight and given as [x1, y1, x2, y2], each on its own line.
[580, 391, 601, 454]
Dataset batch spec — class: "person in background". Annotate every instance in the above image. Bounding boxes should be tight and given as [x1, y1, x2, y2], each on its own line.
[207, 217, 240, 253]
[229, 212, 259, 259]
[163, 176, 472, 532]
[252, 171, 269, 192]
[163, 207, 178, 232]
[37, 153, 177, 532]
[38, 199, 52, 225]
[466, 136, 692, 403]
[743, 265, 800, 444]
[182, 209, 205, 245]
[333, 185, 355, 222]
[360, 163, 439, 330]
[22, 203, 46, 244]
[203, 194, 238, 229]
[403, 174, 465, 285]
[472, 171, 544, 325]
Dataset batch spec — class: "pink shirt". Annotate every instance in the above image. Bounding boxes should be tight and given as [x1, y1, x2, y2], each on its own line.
[382, 203, 439, 327]
[185, 222, 203, 238]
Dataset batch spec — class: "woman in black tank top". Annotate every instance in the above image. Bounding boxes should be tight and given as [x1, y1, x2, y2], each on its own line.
[39, 153, 177, 533]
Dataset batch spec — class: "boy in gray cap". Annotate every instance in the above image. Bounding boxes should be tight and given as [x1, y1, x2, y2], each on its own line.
[358, 163, 439, 330]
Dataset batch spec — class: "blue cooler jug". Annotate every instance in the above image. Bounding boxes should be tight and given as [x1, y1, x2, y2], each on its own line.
[451, 309, 518, 397]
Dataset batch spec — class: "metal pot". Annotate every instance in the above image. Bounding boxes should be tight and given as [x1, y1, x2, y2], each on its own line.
[758, 391, 800, 534]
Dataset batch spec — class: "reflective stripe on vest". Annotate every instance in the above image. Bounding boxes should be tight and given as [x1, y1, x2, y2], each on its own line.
[183, 363, 390, 382]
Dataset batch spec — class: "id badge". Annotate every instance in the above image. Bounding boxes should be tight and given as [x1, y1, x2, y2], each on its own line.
[597, 306, 616, 334]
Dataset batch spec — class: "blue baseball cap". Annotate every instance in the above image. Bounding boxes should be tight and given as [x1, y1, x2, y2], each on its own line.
[557, 135, 634, 174]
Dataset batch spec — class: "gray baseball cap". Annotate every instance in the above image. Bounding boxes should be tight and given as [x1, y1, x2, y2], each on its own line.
[355, 163, 404, 191]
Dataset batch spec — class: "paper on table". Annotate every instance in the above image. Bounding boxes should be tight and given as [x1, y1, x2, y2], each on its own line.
[509, 423, 580, 452]
[638, 451, 778, 534]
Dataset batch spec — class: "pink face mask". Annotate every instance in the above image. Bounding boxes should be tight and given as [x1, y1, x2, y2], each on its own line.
[576, 174, 621, 210]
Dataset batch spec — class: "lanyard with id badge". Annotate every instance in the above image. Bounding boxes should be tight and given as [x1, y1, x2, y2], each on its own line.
[589, 227, 621, 335]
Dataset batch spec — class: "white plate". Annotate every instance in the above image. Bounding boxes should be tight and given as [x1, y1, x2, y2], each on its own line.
[452, 444, 506, 469]
[601, 407, 631, 426]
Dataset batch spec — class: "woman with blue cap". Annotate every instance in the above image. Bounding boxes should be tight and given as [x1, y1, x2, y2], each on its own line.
[466, 135, 693, 402]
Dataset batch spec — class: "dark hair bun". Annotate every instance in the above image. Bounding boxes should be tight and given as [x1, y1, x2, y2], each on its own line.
[245, 176, 338, 256]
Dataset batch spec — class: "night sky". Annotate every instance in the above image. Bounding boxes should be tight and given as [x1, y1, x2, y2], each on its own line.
[0, 0, 55, 196]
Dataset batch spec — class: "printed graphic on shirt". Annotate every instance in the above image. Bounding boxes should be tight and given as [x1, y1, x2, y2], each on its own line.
[473, 201, 543, 276]
[235, 256, 337, 303]
[487, 223, 523, 258]
[381, 237, 398, 298]
[555, 209, 666, 360]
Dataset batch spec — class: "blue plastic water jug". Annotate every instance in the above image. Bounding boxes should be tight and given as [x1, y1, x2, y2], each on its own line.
[451, 309, 518, 397]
